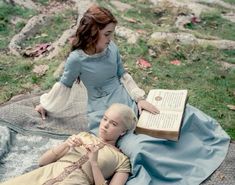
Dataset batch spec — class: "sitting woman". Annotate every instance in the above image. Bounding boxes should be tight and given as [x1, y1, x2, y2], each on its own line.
[0, 103, 137, 185]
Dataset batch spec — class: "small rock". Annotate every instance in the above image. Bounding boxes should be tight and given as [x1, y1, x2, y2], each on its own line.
[110, 0, 133, 12]
[33, 64, 49, 76]
[115, 26, 139, 44]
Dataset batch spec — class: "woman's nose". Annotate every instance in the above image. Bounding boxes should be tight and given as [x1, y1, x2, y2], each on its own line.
[104, 122, 109, 128]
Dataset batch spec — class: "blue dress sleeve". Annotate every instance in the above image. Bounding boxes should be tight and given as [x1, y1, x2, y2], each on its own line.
[60, 51, 81, 88]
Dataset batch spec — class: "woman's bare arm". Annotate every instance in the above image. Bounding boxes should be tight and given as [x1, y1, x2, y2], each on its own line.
[109, 172, 129, 185]
[38, 135, 82, 166]
[38, 142, 70, 166]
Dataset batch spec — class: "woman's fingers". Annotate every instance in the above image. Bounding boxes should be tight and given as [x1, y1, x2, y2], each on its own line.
[147, 103, 160, 114]
[138, 100, 160, 115]
[35, 105, 47, 120]
[67, 135, 84, 147]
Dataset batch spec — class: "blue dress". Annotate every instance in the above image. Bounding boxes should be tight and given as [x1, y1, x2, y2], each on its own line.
[60, 41, 230, 185]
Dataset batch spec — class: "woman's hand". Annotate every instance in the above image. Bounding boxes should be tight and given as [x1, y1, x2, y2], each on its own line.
[137, 100, 160, 115]
[85, 144, 99, 163]
[65, 135, 83, 147]
[35, 104, 47, 120]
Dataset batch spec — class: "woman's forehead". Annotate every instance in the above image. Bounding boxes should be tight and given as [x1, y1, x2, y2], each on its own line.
[100, 23, 116, 33]
[105, 108, 122, 123]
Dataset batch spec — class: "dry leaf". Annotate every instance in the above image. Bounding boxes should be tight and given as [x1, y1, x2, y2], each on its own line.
[137, 29, 147, 34]
[191, 16, 201, 24]
[136, 58, 152, 69]
[123, 17, 138, 23]
[170, 60, 181, 66]
[33, 65, 49, 76]
[23, 43, 51, 57]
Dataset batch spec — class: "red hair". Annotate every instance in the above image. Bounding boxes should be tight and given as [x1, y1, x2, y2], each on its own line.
[71, 5, 117, 51]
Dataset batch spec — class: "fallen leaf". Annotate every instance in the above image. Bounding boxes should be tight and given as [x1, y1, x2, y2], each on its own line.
[227, 104, 235, 111]
[23, 43, 51, 57]
[33, 65, 49, 76]
[123, 17, 138, 23]
[137, 29, 147, 34]
[136, 58, 152, 69]
[170, 60, 181, 66]
[191, 16, 201, 24]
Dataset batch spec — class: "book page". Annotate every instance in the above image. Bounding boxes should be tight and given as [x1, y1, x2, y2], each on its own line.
[147, 89, 187, 111]
[138, 110, 183, 131]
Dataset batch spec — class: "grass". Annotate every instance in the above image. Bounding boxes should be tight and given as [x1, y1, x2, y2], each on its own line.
[35, 0, 50, 6]
[0, 3, 35, 49]
[223, 0, 235, 5]
[22, 9, 76, 48]
[118, 39, 235, 134]
[0, 0, 235, 139]
[185, 11, 235, 41]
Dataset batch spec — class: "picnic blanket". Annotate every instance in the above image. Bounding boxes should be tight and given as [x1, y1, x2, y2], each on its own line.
[0, 90, 233, 184]
[0, 83, 88, 139]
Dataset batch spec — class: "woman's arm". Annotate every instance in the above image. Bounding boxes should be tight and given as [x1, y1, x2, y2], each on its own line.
[38, 142, 69, 167]
[90, 161, 107, 185]
[36, 51, 81, 117]
[86, 144, 106, 185]
[120, 72, 145, 102]
[109, 172, 129, 185]
[121, 73, 159, 115]
[87, 144, 129, 185]
[90, 166, 129, 185]
[39, 134, 83, 166]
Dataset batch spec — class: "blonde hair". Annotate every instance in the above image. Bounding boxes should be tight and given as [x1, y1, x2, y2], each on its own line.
[107, 103, 137, 131]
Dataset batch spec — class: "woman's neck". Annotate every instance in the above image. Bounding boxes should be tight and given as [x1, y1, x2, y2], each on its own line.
[84, 46, 104, 55]
[99, 137, 116, 146]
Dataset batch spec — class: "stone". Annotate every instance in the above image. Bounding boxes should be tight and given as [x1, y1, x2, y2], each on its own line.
[110, 0, 133, 12]
[115, 26, 139, 44]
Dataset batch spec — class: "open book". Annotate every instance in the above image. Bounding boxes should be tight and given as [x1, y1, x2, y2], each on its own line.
[135, 89, 188, 141]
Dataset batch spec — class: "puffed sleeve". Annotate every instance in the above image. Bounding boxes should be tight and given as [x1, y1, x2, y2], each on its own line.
[40, 51, 81, 112]
[120, 73, 145, 102]
[40, 82, 72, 112]
[115, 155, 131, 173]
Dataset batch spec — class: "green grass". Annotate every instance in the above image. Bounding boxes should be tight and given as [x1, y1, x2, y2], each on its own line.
[0, 53, 64, 102]
[185, 11, 235, 41]
[35, 0, 50, 6]
[221, 49, 235, 64]
[0, 3, 35, 49]
[22, 9, 76, 48]
[118, 39, 235, 136]
[223, 0, 235, 4]
[0, 55, 34, 101]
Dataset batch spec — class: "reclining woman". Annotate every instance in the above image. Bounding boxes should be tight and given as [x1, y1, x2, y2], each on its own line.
[1, 103, 137, 185]
[35, 4, 230, 185]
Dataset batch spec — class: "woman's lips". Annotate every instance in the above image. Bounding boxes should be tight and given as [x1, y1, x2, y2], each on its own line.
[100, 128, 106, 133]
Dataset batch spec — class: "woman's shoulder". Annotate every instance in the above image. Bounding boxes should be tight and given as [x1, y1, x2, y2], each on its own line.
[108, 40, 118, 51]
[65, 50, 89, 67]
[68, 50, 85, 60]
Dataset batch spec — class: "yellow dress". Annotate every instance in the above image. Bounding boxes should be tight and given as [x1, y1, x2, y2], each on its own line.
[1, 132, 131, 185]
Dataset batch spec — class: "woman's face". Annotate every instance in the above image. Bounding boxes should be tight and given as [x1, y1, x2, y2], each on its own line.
[95, 23, 116, 53]
[98, 108, 126, 142]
